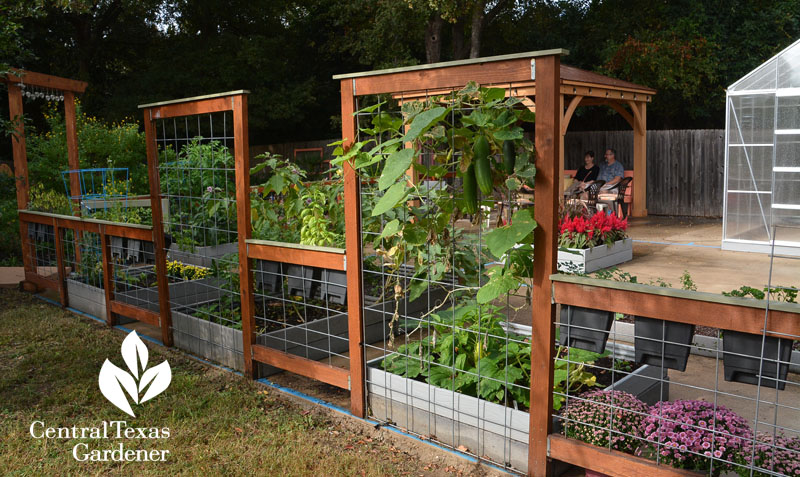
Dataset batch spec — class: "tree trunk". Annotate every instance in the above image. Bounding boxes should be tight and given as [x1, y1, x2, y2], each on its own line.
[469, 1, 487, 59]
[451, 19, 470, 60]
[425, 15, 444, 63]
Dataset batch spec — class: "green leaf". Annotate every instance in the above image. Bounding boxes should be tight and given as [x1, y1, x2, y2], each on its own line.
[403, 222, 427, 245]
[477, 268, 519, 304]
[378, 148, 414, 190]
[379, 219, 400, 239]
[401, 107, 449, 143]
[484, 208, 537, 258]
[482, 87, 507, 102]
[493, 127, 524, 141]
[371, 182, 408, 216]
[505, 177, 521, 191]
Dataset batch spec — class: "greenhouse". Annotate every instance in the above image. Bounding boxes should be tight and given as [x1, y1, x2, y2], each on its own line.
[724, 37, 800, 255]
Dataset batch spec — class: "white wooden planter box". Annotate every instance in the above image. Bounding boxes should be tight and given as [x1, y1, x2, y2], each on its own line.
[367, 357, 666, 474]
[67, 278, 107, 320]
[557, 238, 633, 274]
[168, 242, 238, 268]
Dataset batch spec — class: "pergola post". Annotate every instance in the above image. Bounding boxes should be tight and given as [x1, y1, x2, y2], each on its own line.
[63, 91, 82, 205]
[632, 102, 647, 216]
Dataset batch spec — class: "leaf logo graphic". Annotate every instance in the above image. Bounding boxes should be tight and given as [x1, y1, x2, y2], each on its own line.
[98, 332, 171, 417]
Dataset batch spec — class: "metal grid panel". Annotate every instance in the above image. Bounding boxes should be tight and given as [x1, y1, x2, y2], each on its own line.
[357, 87, 536, 473]
[554, 245, 800, 476]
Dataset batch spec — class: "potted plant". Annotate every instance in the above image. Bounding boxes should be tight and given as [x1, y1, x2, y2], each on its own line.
[557, 211, 632, 274]
[561, 390, 650, 471]
[720, 285, 796, 390]
[734, 432, 800, 477]
[638, 399, 752, 475]
[634, 271, 697, 372]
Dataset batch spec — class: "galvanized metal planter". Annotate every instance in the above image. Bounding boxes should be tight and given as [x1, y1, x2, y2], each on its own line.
[167, 241, 238, 268]
[557, 238, 633, 274]
[66, 278, 106, 320]
[367, 358, 668, 474]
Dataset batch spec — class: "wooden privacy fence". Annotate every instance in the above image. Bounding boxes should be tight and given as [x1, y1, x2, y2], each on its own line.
[564, 129, 725, 217]
[267, 129, 726, 218]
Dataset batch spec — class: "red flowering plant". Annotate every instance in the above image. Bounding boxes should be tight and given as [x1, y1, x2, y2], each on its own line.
[558, 211, 628, 250]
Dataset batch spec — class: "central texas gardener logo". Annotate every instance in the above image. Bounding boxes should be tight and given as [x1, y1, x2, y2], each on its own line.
[99, 332, 171, 417]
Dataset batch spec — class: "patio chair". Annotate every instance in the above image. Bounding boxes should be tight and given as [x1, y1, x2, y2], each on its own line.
[582, 180, 605, 215]
[598, 176, 632, 218]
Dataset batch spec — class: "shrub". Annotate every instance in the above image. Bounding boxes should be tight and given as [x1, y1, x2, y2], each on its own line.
[639, 399, 752, 473]
[561, 389, 649, 453]
[25, 103, 147, 195]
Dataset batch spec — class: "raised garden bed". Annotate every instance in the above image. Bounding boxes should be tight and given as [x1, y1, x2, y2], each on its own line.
[167, 241, 238, 268]
[557, 238, 632, 274]
[66, 278, 107, 320]
[367, 357, 668, 474]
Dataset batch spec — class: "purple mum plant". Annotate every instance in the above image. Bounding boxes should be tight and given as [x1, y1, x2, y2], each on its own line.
[734, 432, 800, 477]
[639, 400, 752, 474]
[561, 390, 649, 454]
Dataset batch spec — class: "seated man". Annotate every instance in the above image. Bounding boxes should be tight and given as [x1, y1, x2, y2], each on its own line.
[598, 148, 624, 190]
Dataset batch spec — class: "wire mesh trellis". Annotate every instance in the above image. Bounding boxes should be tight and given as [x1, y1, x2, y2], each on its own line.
[553, 224, 800, 476]
[355, 85, 539, 474]
[152, 110, 246, 369]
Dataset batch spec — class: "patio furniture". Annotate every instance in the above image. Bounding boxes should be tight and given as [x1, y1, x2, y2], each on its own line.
[581, 180, 605, 215]
[598, 176, 632, 218]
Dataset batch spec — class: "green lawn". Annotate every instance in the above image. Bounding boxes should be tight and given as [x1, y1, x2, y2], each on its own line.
[0, 289, 483, 476]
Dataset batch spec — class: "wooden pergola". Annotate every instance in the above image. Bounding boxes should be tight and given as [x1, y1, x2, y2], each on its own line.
[338, 51, 656, 217]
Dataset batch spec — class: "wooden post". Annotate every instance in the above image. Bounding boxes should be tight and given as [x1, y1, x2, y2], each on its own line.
[341, 79, 366, 418]
[63, 91, 83, 265]
[54, 225, 68, 306]
[7, 83, 34, 273]
[632, 102, 647, 217]
[233, 94, 256, 378]
[143, 112, 174, 346]
[558, 94, 565, 195]
[530, 54, 561, 477]
[100, 232, 116, 326]
[63, 92, 81, 204]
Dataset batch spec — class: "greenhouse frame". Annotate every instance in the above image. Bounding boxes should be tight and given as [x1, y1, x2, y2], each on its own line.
[724, 38, 800, 255]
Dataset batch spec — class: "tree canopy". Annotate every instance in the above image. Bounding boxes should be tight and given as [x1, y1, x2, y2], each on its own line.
[2, 0, 800, 152]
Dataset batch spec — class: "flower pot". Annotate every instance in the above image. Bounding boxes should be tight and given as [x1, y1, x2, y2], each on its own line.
[559, 306, 614, 353]
[286, 265, 318, 299]
[254, 260, 283, 294]
[634, 317, 695, 372]
[319, 269, 347, 305]
[722, 330, 793, 390]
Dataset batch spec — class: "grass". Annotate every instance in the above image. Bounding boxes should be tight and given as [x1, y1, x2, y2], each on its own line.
[0, 289, 481, 476]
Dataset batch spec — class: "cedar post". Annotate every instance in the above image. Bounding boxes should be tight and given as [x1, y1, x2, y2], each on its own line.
[100, 232, 116, 326]
[7, 83, 34, 273]
[233, 94, 256, 378]
[530, 53, 561, 477]
[143, 111, 174, 346]
[341, 79, 366, 417]
[54, 225, 68, 306]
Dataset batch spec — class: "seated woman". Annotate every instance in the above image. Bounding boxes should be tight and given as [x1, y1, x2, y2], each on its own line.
[564, 150, 599, 198]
